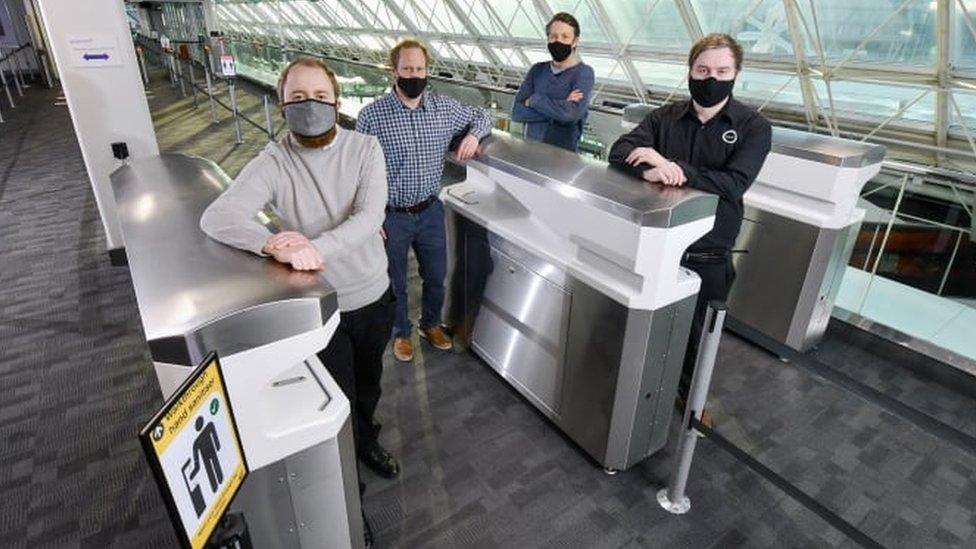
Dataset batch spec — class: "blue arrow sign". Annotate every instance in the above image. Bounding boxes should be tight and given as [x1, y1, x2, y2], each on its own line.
[83, 53, 110, 61]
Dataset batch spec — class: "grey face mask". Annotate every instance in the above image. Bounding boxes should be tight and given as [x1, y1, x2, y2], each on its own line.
[282, 99, 337, 138]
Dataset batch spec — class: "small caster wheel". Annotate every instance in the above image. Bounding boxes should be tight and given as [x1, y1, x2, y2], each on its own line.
[603, 467, 618, 476]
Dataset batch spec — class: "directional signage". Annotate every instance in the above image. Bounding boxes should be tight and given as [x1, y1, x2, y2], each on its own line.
[67, 34, 122, 68]
[140, 353, 248, 549]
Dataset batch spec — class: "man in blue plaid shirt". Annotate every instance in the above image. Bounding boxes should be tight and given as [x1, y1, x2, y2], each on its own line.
[356, 39, 492, 363]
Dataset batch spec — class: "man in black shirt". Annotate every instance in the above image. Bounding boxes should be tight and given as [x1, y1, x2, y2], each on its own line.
[609, 33, 772, 411]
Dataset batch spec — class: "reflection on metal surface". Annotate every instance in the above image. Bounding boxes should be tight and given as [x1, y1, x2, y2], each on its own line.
[472, 131, 717, 228]
[111, 153, 339, 364]
[727, 207, 860, 352]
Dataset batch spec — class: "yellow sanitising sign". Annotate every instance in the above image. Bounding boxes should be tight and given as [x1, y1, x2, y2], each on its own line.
[141, 353, 248, 549]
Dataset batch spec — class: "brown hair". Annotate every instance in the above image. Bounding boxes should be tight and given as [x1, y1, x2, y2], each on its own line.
[277, 57, 340, 102]
[688, 33, 743, 71]
[546, 12, 580, 37]
[389, 39, 431, 70]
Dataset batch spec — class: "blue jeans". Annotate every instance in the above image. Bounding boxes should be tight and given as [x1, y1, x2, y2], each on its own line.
[384, 198, 447, 338]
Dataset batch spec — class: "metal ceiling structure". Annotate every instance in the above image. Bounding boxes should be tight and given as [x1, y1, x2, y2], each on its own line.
[145, 0, 976, 170]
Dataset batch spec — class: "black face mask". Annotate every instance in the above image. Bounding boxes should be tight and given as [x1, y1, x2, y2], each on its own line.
[548, 41, 573, 63]
[397, 76, 428, 99]
[688, 77, 735, 108]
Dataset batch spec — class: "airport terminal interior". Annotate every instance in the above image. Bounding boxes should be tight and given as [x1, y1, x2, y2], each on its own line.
[1, 0, 976, 548]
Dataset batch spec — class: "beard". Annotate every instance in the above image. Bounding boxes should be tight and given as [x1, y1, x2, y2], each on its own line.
[293, 127, 337, 148]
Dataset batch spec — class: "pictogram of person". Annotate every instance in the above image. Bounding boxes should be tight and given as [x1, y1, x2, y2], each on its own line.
[181, 458, 207, 517]
[189, 415, 223, 493]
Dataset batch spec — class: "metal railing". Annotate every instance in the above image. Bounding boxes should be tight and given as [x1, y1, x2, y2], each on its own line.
[0, 43, 47, 123]
[136, 36, 285, 145]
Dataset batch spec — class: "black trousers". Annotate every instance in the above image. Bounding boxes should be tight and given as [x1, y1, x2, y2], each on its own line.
[679, 257, 736, 397]
[316, 287, 395, 455]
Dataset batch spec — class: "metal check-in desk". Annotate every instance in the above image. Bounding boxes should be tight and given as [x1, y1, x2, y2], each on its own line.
[111, 153, 364, 549]
[442, 132, 718, 471]
[622, 106, 885, 355]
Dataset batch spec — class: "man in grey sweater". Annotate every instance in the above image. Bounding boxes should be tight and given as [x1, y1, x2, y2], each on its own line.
[199, 58, 402, 503]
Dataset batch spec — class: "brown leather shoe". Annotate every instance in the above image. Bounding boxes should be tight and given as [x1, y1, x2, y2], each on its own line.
[393, 337, 413, 362]
[420, 325, 452, 351]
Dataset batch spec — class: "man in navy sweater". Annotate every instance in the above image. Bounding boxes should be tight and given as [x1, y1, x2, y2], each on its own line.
[511, 12, 595, 152]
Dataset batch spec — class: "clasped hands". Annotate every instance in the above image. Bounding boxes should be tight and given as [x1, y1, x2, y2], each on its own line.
[262, 231, 323, 271]
[624, 146, 687, 186]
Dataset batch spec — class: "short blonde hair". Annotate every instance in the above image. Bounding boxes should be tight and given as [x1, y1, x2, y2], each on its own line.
[276, 57, 340, 102]
[389, 39, 431, 70]
[688, 33, 744, 72]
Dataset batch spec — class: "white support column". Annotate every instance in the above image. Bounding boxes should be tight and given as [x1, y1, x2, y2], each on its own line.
[35, 0, 159, 253]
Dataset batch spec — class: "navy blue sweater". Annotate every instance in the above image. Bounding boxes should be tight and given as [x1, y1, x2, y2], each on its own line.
[511, 61, 595, 151]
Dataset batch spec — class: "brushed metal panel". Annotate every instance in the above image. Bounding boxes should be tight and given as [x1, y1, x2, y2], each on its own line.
[481, 245, 568, 345]
[559, 280, 629, 464]
[470, 245, 571, 416]
[729, 206, 861, 352]
[229, 460, 300, 549]
[111, 153, 339, 363]
[626, 294, 696, 466]
[475, 132, 718, 227]
[287, 424, 362, 549]
[728, 207, 821, 343]
[471, 306, 563, 417]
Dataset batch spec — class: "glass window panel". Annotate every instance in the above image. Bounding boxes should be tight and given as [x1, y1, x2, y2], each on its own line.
[523, 48, 552, 65]
[359, 0, 406, 31]
[955, 1, 976, 69]
[585, 55, 633, 81]
[692, 0, 794, 57]
[493, 47, 524, 68]
[632, 60, 689, 91]
[600, 0, 691, 50]
[414, 0, 466, 35]
[735, 69, 804, 107]
[795, 0, 937, 66]
[292, 2, 332, 27]
[458, 0, 504, 36]
[811, 79, 934, 124]
[309, 0, 357, 27]
[949, 90, 976, 134]
[488, 1, 548, 39]
[546, 0, 609, 43]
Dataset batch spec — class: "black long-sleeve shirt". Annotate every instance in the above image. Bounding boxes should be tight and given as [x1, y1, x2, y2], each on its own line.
[608, 98, 772, 253]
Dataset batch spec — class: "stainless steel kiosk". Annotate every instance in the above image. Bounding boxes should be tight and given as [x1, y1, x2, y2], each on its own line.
[442, 133, 718, 471]
[622, 106, 885, 354]
[112, 153, 364, 549]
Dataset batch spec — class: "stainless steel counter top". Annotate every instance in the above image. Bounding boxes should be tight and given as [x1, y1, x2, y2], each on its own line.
[470, 131, 718, 228]
[621, 103, 885, 168]
[112, 153, 338, 365]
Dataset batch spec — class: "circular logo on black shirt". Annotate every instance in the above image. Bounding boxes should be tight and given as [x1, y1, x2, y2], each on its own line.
[722, 129, 738, 144]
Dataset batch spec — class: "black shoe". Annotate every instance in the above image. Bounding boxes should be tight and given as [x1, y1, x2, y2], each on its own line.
[359, 444, 400, 479]
[362, 509, 374, 548]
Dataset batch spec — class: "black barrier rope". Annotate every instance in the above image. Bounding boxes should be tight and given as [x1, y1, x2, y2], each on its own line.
[690, 417, 886, 549]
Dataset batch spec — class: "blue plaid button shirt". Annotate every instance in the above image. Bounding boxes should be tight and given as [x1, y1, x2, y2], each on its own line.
[355, 89, 493, 207]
